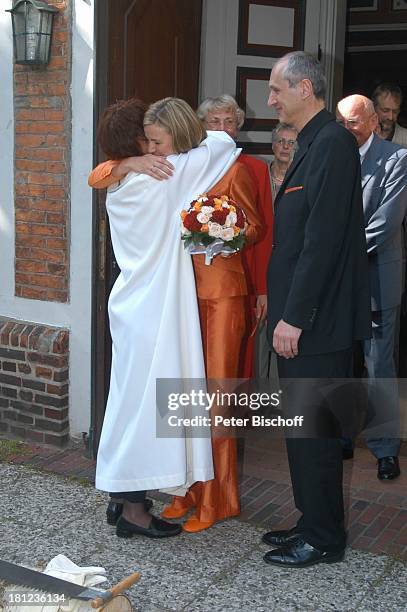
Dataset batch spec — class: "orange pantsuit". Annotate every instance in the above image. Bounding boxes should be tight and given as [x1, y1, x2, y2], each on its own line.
[172, 160, 262, 523]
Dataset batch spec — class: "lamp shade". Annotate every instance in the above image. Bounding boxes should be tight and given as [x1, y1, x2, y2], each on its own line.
[6, 0, 58, 66]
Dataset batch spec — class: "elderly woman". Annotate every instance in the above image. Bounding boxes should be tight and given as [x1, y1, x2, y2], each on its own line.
[270, 123, 298, 202]
[196, 95, 273, 377]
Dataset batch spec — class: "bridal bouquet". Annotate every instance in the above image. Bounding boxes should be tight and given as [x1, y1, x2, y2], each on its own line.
[181, 194, 246, 265]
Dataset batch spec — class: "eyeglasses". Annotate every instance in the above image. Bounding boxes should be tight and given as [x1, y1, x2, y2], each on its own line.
[336, 118, 361, 127]
[206, 119, 237, 128]
[274, 138, 296, 147]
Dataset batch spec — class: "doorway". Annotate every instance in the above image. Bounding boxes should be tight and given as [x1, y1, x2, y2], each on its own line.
[91, 0, 203, 455]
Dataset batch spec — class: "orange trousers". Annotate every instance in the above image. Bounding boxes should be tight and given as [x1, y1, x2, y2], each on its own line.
[171, 295, 246, 522]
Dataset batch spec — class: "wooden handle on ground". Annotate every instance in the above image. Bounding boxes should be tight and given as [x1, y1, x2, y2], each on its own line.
[91, 572, 141, 608]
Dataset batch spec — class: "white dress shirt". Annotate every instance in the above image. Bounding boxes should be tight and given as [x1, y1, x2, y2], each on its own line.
[359, 132, 375, 164]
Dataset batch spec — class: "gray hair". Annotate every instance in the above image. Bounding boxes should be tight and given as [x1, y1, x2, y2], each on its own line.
[271, 122, 298, 143]
[276, 51, 326, 101]
[372, 82, 403, 107]
[196, 95, 245, 129]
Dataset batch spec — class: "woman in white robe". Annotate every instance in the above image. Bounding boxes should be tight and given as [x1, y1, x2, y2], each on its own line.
[93, 98, 240, 538]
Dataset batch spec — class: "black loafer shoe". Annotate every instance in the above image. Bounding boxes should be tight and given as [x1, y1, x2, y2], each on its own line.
[262, 527, 301, 547]
[377, 456, 400, 480]
[264, 538, 345, 568]
[106, 499, 153, 525]
[116, 515, 182, 539]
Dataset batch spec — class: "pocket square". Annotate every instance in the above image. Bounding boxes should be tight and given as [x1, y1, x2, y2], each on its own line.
[284, 186, 304, 194]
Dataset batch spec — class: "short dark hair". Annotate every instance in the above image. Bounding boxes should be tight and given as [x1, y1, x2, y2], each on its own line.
[371, 83, 403, 108]
[277, 51, 326, 101]
[97, 98, 147, 159]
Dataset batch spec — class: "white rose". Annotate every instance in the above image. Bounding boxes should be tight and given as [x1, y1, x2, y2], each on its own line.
[221, 227, 235, 241]
[208, 222, 222, 238]
[197, 212, 211, 223]
[201, 205, 214, 215]
[225, 212, 237, 227]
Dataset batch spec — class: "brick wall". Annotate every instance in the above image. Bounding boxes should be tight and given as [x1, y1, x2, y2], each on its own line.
[14, 0, 72, 302]
[0, 318, 70, 447]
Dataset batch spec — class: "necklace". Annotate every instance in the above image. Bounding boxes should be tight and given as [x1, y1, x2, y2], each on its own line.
[272, 173, 285, 182]
[270, 164, 286, 182]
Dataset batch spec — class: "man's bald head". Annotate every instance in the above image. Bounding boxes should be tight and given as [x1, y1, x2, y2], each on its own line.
[336, 94, 378, 147]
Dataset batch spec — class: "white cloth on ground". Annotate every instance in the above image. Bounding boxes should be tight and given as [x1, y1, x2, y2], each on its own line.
[3, 554, 107, 612]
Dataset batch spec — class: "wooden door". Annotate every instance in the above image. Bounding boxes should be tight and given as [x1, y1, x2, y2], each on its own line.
[91, 0, 203, 456]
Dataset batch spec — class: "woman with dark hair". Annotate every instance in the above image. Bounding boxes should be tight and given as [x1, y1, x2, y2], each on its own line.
[93, 97, 240, 539]
[90, 96, 263, 533]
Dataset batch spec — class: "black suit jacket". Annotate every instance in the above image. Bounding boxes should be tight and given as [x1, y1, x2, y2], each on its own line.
[267, 109, 371, 356]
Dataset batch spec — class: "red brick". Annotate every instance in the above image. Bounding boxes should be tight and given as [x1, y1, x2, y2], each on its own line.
[35, 366, 53, 380]
[16, 247, 32, 260]
[17, 224, 64, 237]
[16, 261, 48, 274]
[16, 286, 48, 300]
[26, 173, 64, 186]
[47, 264, 66, 276]
[388, 510, 407, 530]
[46, 290, 68, 302]
[44, 407, 68, 420]
[44, 188, 66, 199]
[30, 249, 65, 264]
[15, 235, 46, 248]
[15, 210, 47, 223]
[46, 238, 67, 249]
[16, 109, 45, 121]
[15, 160, 47, 172]
[15, 184, 46, 198]
[357, 503, 385, 525]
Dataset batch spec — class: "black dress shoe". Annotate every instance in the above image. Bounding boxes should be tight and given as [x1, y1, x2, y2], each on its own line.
[342, 448, 354, 460]
[377, 456, 400, 480]
[106, 499, 153, 525]
[262, 527, 301, 547]
[116, 515, 182, 538]
[264, 538, 345, 568]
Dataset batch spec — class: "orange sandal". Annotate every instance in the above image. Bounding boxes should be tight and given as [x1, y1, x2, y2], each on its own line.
[182, 515, 215, 533]
[161, 498, 192, 519]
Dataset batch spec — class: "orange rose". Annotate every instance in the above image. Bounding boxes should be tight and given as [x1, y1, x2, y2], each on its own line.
[201, 224, 209, 232]
[181, 210, 188, 221]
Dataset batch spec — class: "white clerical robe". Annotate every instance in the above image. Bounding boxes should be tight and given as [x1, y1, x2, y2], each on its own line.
[95, 132, 240, 492]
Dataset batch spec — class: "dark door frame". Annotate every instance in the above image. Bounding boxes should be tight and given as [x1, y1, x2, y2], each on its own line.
[90, 1, 109, 458]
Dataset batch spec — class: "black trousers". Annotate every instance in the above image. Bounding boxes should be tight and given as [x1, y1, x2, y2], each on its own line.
[277, 349, 352, 552]
[110, 491, 146, 503]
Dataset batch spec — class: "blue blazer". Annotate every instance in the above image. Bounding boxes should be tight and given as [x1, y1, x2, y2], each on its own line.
[362, 134, 407, 311]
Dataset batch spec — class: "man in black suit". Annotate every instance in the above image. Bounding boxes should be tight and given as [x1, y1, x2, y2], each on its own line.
[262, 52, 371, 568]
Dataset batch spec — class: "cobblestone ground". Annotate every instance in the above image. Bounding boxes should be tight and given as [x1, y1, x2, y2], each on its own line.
[0, 452, 406, 611]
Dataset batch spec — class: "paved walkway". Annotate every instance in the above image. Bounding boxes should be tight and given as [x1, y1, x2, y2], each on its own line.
[4, 434, 407, 560]
[0, 461, 406, 611]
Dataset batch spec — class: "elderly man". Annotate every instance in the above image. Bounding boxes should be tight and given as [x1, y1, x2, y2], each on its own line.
[262, 52, 371, 568]
[197, 95, 273, 377]
[336, 94, 407, 480]
[372, 83, 407, 147]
